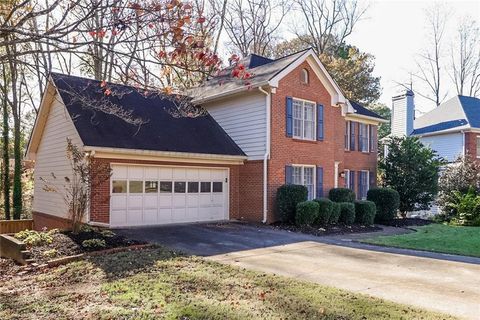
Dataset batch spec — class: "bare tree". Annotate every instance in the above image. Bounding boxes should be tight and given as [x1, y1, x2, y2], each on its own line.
[215, 0, 289, 57]
[293, 0, 367, 55]
[449, 18, 480, 97]
[413, 3, 448, 106]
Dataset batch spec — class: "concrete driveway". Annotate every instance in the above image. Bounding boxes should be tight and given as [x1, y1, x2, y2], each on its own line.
[117, 222, 480, 319]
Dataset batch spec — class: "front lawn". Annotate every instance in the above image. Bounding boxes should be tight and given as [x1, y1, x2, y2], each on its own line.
[362, 224, 480, 257]
[0, 247, 455, 320]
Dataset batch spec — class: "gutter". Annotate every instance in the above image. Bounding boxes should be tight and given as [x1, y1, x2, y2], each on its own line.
[258, 86, 271, 224]
[191, 80, 270, 105]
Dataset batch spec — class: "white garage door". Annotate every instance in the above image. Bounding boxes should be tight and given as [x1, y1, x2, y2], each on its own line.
[110, 165, 229, 227]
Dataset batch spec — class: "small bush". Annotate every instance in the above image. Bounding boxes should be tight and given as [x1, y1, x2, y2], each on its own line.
[449, 188, 480, 226]
[276, 184, 308, 222]
[295, 201, 319, 226]
[367, 188, 400, 223]
[79, 224, 96, 233]
[14, 229, 56, 247]
[81, 238, 106, 249]
[339, 202, 356, 225]
[313, 198, 333, 225]
[354, 200, 376, 225]
[100, 229, 116, 238]
[329, 202, 341, 224]
[42, 249, 58, 258]
[329, 188, 355, 203]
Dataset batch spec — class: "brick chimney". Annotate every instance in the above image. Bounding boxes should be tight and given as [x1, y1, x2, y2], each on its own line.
[391, 90, 415, 136]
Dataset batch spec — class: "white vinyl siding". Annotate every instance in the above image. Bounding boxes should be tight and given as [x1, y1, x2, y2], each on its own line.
[205, 93, 266, 160]
[33, 93, 83, 219]
[419, 133, 464, 162]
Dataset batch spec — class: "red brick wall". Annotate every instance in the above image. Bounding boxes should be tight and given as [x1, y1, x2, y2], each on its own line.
[267, 61, 378, 221]
[89, 158, 241, 224]
[464, 132, 478, 160]
[238, 160, 264, 221]
[32, 211, 71, 231]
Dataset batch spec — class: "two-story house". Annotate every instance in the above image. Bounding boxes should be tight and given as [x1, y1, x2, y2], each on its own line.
[390, 90, 480, 162]
[26, 49, 385, 229]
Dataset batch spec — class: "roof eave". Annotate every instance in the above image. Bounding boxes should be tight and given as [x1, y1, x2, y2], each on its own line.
[84, 146, 247, 165]
[191, 80, 270, 104]
[346, 112, 389, 124]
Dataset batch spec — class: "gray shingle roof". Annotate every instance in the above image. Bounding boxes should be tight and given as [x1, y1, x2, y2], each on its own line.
[413, 95, 480, 135]
[189, 50, 308, 102]
[349, 100, 385, 120]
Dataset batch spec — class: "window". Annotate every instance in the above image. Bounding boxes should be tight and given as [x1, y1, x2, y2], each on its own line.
[358, 171, 370, 200]
[174, 181, 186, 193]
[188, 182, 199, 193]
[112, 180, 127, 193]
[292, 99, 316, 140]
[145, 181, 158, 193]
[292, 165, 315, 200]
[160, 181, 172, 193]
[477, 137, 480, 158]
[129, 181, 143, 193]
[359, 123, 369, 152]
[301, 68, 309, 84]
[212, 182, 223, 193]
[200, 182, 211, 193]
[345, 170, 355, 191]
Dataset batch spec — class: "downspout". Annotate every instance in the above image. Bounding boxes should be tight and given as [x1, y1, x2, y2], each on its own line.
[258, 86, 270, 223]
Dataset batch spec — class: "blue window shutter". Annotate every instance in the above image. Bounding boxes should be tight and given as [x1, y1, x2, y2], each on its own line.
[369, 171, 375, 188]
[317, 104, 324, 141]
[358, 124, 364, 151]
[369, 125, 375, 152]
[350, 122, 356, 151]
[349, 170, 355, 192]
[286, 97, 293, 137]
[285, 165, 293, 184]
[358, 171, 363, 200]
[316, 166, 323, 198]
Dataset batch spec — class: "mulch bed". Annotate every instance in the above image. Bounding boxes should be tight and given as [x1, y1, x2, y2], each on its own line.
[270, 222, 382, 236]
[380, 218, 434, 228]
[1, 228, 145, 279]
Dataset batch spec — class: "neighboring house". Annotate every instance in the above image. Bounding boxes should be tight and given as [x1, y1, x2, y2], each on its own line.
[391, 90, 480, 162]
[27, 49, 385, 229]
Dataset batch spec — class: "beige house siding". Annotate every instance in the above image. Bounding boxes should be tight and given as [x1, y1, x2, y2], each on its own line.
[33, 93, 83, 219]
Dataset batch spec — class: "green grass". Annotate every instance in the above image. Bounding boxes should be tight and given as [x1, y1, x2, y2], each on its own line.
[0, 247, 456, 320]
[362, 224, 480, 257]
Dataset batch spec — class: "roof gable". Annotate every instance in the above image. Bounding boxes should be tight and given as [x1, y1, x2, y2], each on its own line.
[33, 73, 245, 157]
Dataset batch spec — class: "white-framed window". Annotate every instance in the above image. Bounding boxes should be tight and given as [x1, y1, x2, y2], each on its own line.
[344, 169, 355, 191]
[301, 68, 309, 84]
[359, 123, 369, 152]
[292, 165, 316, 200]
[292, 98, 316, 140]
[476, 136, 480, 158]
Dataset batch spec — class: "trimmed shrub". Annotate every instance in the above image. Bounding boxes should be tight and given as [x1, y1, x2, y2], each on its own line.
[354, 200, 376, 225]
[329, 188, 355, 203]
[295, 201, 320, 226]
[82, 238, 106, 249]
[276, 184, 308, 222]
[367, 188, 400, 223]
[329, 202, 341, 224]
[339, 202, 356, 225]
[313, 198, 333, 225]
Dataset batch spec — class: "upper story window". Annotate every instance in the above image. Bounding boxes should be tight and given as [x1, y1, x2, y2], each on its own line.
[359, 123, 369, 152]
[292, 98, 316, 140]
[301, 68, 309, 84]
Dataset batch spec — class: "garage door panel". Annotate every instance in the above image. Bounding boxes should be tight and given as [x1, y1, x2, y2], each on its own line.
[110, 165, 228, 227]
[159, 195, 172, 207]
[111, 196, 127, 209]
[144, 209, 158, 223]
[128, 196, 143, 208]
[144, 195, 158, 208]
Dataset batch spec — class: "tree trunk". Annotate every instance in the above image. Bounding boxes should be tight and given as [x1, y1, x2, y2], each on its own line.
[12, 118, 22, 219]
[2, 98, 10, 220]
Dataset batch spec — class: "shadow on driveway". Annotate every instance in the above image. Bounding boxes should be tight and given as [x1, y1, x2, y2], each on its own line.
[116, 222, 322, 256]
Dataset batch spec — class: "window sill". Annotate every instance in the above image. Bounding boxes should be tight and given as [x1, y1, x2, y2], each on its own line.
[291, 138, 319, 144]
